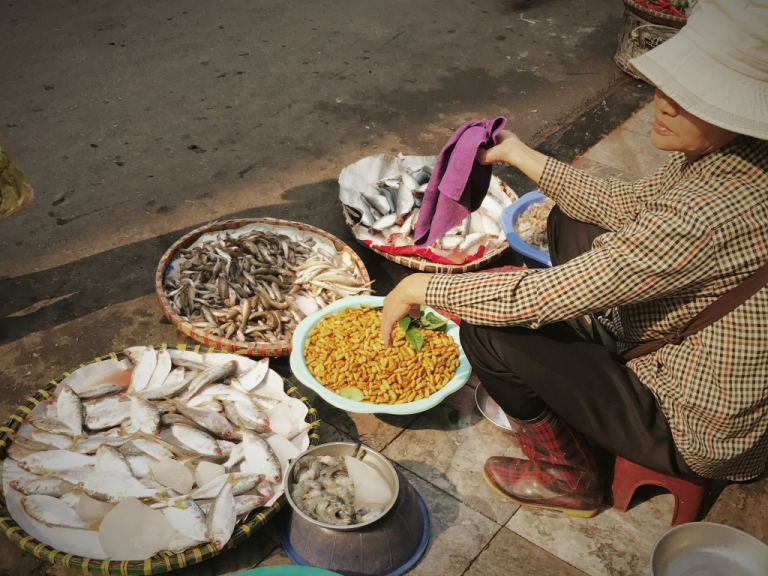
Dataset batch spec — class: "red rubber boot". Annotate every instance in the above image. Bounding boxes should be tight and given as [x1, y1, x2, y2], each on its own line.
[483, 407, 603, 517]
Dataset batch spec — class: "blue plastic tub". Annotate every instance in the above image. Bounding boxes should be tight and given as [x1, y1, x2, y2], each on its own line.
[235, 567, 342, 575]
[499, 190, 552, 268]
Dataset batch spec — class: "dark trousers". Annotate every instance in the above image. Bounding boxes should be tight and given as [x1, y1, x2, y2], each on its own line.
[462, 206, 693, 478]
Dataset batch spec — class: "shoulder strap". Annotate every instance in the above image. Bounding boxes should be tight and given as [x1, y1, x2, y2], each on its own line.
[622, 259, 768, 361]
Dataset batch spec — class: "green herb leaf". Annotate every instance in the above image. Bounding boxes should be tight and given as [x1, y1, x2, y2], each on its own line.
[414, 311, 448, 330]
[405, 327, 424, 351]
[398, 316, 412, 333]
[360, 304, 383, 309]
[423, 312, 447, 329]
[338, 387, 365, 402]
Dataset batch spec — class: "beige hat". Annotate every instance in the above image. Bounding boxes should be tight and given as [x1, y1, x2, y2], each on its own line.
[630, 0, 768, 140]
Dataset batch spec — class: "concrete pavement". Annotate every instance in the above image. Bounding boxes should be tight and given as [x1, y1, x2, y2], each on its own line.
[0, 1, 681, 574]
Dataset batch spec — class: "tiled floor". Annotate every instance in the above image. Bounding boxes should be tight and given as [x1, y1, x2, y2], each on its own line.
[23, 101, 768, 576]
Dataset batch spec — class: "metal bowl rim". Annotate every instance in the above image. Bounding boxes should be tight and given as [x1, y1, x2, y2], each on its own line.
[650, 521, 768, 575]
[283, 441, 400, 531]
[474, 383, 514, 433]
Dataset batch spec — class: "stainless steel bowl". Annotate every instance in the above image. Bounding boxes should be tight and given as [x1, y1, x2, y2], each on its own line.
[283, 442, 400, 531]
[650, 522, 768, 576]
[475, 383, 514, 434]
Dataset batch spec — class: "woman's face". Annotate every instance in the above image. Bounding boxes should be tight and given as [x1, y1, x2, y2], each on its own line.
[650, 89, 738, 160]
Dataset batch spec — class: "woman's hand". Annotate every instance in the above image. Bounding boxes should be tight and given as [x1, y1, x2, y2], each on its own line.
[476, 128, 549, 185]
[381, 273, 433, 347]
[477, 130, 525, 165]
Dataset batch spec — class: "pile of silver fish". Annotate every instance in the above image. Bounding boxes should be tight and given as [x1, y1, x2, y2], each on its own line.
[3, 347, 301, 555]
[358, 165, 516, 252]
[291, 446, 383, 526]
[163, 229, 371, 343]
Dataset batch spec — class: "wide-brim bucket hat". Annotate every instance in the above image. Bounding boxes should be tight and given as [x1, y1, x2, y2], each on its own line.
[630, 0, 768, 140]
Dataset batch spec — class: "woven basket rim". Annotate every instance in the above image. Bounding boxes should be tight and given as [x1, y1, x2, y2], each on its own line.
[624, 0, 687, 27]
[0, 344, 321, 574]
[366, 242, 507, 273]
[155, 217, 372, 356]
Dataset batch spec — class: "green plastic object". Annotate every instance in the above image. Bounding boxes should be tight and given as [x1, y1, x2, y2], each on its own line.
[236, 567, 342, 576]
[289, 295, 471, 415]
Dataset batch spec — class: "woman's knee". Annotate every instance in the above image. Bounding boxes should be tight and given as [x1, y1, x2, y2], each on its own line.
[460, 321, 525, 374]
[547, 205, 607, 266]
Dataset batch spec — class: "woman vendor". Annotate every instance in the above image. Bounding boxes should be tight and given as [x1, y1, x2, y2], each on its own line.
[381, 0, 768, 518]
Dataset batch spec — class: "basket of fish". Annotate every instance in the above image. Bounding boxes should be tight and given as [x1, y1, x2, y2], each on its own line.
[156, 217, 373, 357]
[339, 153, 518, 273]
[0, 344, 320, 574]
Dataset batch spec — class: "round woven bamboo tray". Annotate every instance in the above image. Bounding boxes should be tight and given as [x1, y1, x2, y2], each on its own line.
[341, 179, 517, 274]
[156, 218, 372, 356]
[0, 344, 321, 575]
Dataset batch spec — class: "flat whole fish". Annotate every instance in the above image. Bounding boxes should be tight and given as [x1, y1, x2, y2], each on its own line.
[242, 430, 282, 483]
[189, 384, 253, 406]
[362, 189, 391, 215]
[169, 424, 222, 457]
[125, 346, 158, 393]
[249, 394, 282, 411]
[85, 395, 132, 431]
[138, 368, 193, 401]
[396, 182, 415, 223]
[29, 430, 74, 450]
[206, 480, 236, 551]
[27, 416, 75, 437]
[370, 213, 398, 231]
[81, 473, 157, 503]
[172, 400, 235, 440]
[49, 467, 94, 487]
[10, 477, 74, 497]
[162, 496, 208, 541]
[234, 402, 270, 432]
[94, 445, 134, 477]
[75, 382, 125, 399]
[56, 385, 84, 437]
[21, 495, 91, 529]
[130, 396, 161, 436]
[130, 438, 175, 461]
[178, 361, 238, 403]
[146, 348, 172, 390]
[17, 450, 96, 475]
[9, 433, 59, 452]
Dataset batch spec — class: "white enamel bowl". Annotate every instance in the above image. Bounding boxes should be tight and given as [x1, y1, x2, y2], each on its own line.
[289, 295, 471, 414]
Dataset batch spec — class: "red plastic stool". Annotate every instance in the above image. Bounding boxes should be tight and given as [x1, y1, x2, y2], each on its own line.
[607, 456, 711, 526]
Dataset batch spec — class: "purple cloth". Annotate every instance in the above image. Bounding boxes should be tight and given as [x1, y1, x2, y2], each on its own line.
[414, 117, 507, 247]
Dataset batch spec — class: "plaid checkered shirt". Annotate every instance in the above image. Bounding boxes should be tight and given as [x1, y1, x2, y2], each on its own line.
[426, 136, 768, 480]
